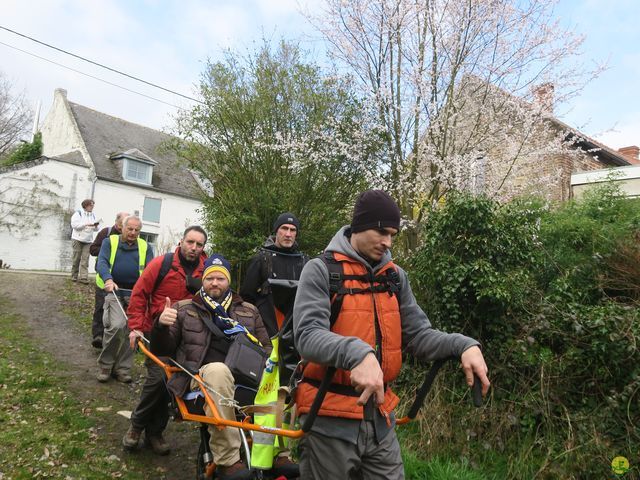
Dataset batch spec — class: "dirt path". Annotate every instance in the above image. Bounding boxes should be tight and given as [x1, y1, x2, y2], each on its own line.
[0, 271, 199, 479]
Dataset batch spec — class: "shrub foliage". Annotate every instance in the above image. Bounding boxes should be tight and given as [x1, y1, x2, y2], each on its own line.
[2, 132, 42, 166]
[407, 185, 640, 477]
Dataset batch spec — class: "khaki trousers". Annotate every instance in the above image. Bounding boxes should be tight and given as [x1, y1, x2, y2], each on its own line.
[71, 240, 91, 281]
[191, 362, 241, 467]
[97, 293, 134, 375]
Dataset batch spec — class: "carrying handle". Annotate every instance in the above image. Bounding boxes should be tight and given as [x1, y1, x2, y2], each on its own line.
[405, 358, 483, 421]
[302, 359, 483, 430]
[472, 373, 483, 407]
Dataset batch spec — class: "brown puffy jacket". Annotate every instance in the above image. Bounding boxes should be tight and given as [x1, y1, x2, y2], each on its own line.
[150, 292, 271, 397]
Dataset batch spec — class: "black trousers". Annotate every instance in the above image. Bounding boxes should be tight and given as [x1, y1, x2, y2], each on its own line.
[130, 357, 171, 435]
[92, 287, 107, 339]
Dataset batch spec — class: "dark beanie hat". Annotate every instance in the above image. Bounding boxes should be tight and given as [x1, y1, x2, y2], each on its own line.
[273, 212, 300, 233]
[351, 190, 401, 233]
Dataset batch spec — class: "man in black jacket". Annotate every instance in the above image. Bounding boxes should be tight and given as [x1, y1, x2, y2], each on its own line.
[240, 212, 308, 338]
[89, 211, 129, 349]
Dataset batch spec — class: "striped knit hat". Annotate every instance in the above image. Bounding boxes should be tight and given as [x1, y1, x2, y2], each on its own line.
[202, 253, 231, 282]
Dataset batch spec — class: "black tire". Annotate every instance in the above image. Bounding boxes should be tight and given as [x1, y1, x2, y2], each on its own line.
[196, 440, 210, 479]
[196, 427, 214, 479]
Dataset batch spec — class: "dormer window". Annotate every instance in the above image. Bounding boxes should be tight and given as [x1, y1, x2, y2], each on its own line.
[110, 148, 158, 186]
[124, 158, 152, 184]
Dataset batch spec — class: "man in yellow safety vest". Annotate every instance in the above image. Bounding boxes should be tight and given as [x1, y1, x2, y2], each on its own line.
[95, 215, 153, 383]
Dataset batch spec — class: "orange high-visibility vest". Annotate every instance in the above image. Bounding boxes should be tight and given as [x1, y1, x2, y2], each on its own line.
[296, 252, 402, 420]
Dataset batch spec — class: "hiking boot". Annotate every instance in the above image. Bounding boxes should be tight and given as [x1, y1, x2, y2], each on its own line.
[271, 455, 300, 478]
[115, 372, 132, 383]
[91, 336, 103, 349]
[96, 368, 111, 383]
[147, 433, 170, 456]
[122, 425, 142, 450]
[217, 459, 251, 480]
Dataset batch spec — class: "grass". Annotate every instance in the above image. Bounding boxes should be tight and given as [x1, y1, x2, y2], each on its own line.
[7, 280, 636, 479]
[396, 397, 640, 480]
[403, 450, 491, 480]
[0, 297, 157, 479]
[60, 281, 145, 368]
[59, 280, 95, 323]
[397, 418, 498, 480]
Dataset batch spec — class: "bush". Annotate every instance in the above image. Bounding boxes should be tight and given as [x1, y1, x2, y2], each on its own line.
[2, 132, 42, 166]
[404, 184, 640, 477]
[537, 182, 640, 304]
[411, 191, 544, 345]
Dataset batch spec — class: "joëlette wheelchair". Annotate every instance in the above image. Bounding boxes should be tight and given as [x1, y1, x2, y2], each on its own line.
[139, 340, 297, 480]
[138, 338, 483, 480]
[138, 276, 482, 479]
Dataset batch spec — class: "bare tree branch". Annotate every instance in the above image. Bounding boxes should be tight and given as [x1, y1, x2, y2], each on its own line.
[307, 0, 603, 253]
[0, 72, 32, 160]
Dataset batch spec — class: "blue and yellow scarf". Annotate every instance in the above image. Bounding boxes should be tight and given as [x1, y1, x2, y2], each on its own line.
[199, 287, 261, 345]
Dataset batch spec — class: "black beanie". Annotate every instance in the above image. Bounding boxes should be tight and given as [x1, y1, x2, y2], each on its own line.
[273, 212, 300, 233]
[351, 190, 401, 233]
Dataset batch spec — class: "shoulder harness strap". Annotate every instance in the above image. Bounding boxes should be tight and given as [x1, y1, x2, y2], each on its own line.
[153, 252, 176, 291]
[261, 248, 273, 278]
[320, 252, 345, 328]
[319, 252, 402, 328]
[256, 248, 274, 295]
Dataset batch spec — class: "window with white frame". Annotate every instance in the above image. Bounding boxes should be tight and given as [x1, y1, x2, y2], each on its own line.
[143, 197, 162, 223]
[124, 158, 153, 185]
[139, 232, 158, 255]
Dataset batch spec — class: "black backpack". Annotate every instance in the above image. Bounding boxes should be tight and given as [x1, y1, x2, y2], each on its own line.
[321, 251, 402, 326]
[152, 252, 202, 294]
[153, 252, 175, 291]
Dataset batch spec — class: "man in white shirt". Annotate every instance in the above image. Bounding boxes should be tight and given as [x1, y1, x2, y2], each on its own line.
[70, 198, 99, 283]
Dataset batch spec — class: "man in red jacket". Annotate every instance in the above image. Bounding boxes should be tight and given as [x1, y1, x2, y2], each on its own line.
[122, 225, 208, 455]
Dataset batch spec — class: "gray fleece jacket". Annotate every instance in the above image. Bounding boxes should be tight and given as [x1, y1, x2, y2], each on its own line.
[293, 225, 479, 442]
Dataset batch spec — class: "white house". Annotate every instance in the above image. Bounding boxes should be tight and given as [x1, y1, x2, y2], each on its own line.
[0, 88, 205, 271]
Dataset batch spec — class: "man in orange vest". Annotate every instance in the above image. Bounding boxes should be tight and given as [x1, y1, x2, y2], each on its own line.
[293, 190, 490, 479]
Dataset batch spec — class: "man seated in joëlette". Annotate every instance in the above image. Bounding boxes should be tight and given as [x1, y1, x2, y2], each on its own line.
[150, 253, 271, 480]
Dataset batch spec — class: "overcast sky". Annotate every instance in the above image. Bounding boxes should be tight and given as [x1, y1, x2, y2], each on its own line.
[1, 0, 638, 150]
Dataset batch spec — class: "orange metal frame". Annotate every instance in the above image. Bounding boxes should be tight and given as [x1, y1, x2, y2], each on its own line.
[138, 341, 307, 439]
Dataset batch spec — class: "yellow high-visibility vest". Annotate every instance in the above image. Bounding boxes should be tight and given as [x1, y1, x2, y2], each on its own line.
[96, 235, 148, 288]
[251, 337, 291, 470]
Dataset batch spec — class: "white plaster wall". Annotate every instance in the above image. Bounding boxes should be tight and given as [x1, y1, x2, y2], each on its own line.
[0, 166, 203, 271]
[573, 178, 640, 199]
[0, 160, 93, 271]
[571, 165, 640, 199]
[93, 180, 203, 259]
[40, 89, 89, 162]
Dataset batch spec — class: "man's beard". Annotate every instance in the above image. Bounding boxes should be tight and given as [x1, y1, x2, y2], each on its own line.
[205, 289, 224, 301]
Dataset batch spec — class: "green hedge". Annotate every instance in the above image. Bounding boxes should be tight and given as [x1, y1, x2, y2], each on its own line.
[405, 185, 640, 477]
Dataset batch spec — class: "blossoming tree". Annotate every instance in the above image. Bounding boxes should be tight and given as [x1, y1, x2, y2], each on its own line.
[307, 0, 602, 251]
